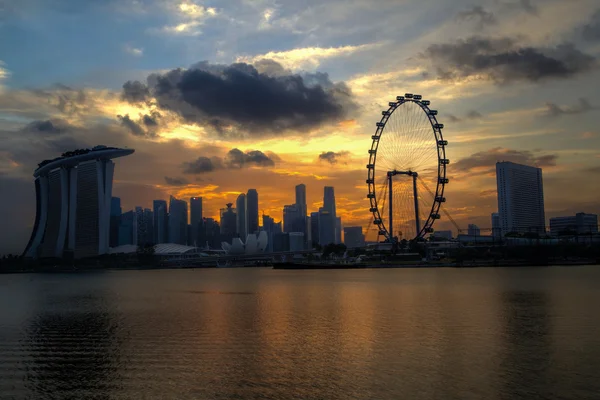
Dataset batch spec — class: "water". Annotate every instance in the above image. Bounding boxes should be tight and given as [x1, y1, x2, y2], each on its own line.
[1, 266, 599, 399]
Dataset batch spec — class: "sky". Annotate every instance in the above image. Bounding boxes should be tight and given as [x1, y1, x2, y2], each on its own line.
[1, 0, 600, 254]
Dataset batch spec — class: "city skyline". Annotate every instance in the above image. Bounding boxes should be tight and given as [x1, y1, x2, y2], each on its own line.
[1, 1, 600, 254]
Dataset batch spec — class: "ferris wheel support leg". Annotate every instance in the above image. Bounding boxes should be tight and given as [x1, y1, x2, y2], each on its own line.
[388, 173, 394, 243]
[413, 174, 420, 236]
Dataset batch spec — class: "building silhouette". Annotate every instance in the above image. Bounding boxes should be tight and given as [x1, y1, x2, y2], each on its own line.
[335, 216, 342, 244]
[236, 194, 247, 239]
[491, 212, 501, 239]
[496, 161, 546, 235]
[343, 226, 365, 248]
[318, 207, 335, 246]
[220, 203, 236, 244]
[118, 210, 136, 246]
[190, 197, 203, 246]
[310, 211, 320, 247]
[246, 189, 259, 235]
[168, 195, 188, 245]
[549, 213, 598, 236]
[295, 184, 307, 220]
[109, 197, 121, 248]
[468, 224, 480, 236]
[153, 199, 168, 243]
[23, 146, 134, 259]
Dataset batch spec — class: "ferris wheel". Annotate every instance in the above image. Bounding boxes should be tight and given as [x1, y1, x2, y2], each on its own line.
[366, 94, 449, 242]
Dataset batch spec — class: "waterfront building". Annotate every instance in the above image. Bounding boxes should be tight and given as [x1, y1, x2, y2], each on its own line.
[295, 184, 307, 219]
[246, 189, 259, 235]
[236, 194, 247, 239]
[118, 210, 136, 246]
[23, 146, 134, 259]
[283, 204, 300, 233]
[468, 224, 481, 236]
[109, 197, 121, 248]
[549, 213, 599, 236]
[220, 203, 237, 244]
[318, 207, 335, 246]
[310, 212, 320, 247]
[491, 212, 501, 239]
[272, 232, 290, 252]
[153, 199, 168, 244]
[335, 216, 342, 244]
[289, 232, 305, 252]
[431, 230, 453, 240]
[168, 195, 188, 245]
[343, 226, 365, 248]
[190, 197, 203, 246]
[496, 161, 546, 235]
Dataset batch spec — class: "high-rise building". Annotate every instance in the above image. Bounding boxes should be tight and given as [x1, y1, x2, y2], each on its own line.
[318, 207, 335, 246]
[467, 224, 480, 236]
[109, 197, 122, 248]
[155, 203, 167, 243]
[272, 232, 290, 252]
[343, 226, 365, 248]
[202, 217, 221, 249]
[335, 216, 342, 244]
[289, 232, 305, 252]
[549, 213, 598, 236]
[220, 203, 237, 243]
[246, 189, 259, 234]
[496, 161, 546, 235]
[323, 186, 336, 217]
[143, 208, 154, 244]
[118, 210, 136, 246]
[23, 146, 134, 259]
[262, 214, 275, 252]
[153, 199, 168, 244]
[491, 212, 501, 239]
[190, 197, 203, 246]
[295, 184, 307, 220]
[236, 193, 247, 239]
[283, 204, 300, 233]
[310, 211, 320, 247]
[168, 195, 188, 245]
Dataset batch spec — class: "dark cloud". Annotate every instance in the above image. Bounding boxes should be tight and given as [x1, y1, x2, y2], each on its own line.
[164, 176, 189, 186]
[182, 149, 277, 174]
[22, 119, 67, 134]
[225, 148, 275, 168]
[122, 80, 151, 103]
[447, 114, 461, 123]
[318, 151, 350, 165]
[182, 156, 220, 174]
[453, 147, 557, 174]
[421, 36, 596, 83]
[142, 112, 159, 126]
[117, 114, 158, 138]
[582, 9, 600, 41]
[125, 61, 356, 137]
[544, 98, 595, 117]
[502, 0, 538, 15]
[456, 6, 497, 28]
[466, 110, 483, 119]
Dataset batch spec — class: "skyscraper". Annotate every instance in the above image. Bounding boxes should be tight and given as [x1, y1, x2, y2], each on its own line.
[156, 203, 168, 243]
[153, 199, 168, 243]
[310, 211, 320, 247]
[335, 216, 342, 244]
[496, 161, 546, 235]
[168, 195, 188, 245]
[118, 210, 136, 246]
[220, 203, 237, 243]
[283, 204, 300, 233]
[246, 189, 259, 234]
[109, 197, 121, 248]
[190, 197, 203, 245]
[23, 146, 134, 259]
[318, 207, 335, 246]
[491, 213, 501, 239]
[323, 186, 336, 217]
[295, 184, 307, 220]
[236, 193, 247, 239]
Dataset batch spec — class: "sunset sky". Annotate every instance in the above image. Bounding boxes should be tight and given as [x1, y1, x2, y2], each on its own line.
[1, 0, 600, 254]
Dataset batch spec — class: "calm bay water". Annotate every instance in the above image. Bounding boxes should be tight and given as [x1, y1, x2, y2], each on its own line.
[1, 266, 599, 399]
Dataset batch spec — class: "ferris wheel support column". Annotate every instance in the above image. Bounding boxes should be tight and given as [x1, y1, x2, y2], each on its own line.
[387, 172, 394, 243]
[412, 173, 420, 236]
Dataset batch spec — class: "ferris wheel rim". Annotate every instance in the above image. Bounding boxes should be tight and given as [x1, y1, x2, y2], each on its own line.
[366, 94, 449, 241]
